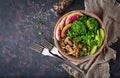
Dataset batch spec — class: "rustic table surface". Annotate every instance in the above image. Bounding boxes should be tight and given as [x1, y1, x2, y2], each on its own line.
[0, 0, 120, 78]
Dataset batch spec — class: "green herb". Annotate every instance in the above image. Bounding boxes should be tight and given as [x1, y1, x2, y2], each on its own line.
[35, 25, 39, 29]
[38, 19, 43, 25]
[50, 64, 56, 67]
[30, 21, 35, 25]
[38, 31, 42, 35]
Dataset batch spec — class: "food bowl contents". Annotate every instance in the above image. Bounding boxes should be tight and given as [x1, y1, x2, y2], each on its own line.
[55, 11, 105, 58]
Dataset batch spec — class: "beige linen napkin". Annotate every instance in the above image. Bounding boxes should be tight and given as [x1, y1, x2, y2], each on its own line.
[62, 0, 120, 78]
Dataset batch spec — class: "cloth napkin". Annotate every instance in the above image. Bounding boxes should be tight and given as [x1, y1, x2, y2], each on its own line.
[62, 0, 120, 78]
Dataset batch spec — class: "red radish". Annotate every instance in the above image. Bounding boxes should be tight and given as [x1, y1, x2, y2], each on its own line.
[61, 24, 71, 37]
[59, 16, 67, 30]
[66, 12, 83, 24]
[56, 25, 62, 40]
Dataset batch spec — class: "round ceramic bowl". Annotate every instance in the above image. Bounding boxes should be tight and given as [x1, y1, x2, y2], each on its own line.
[54, 10, 106, 62]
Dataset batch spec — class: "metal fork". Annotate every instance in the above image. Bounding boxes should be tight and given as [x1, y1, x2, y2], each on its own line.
[40, 39, 85, 75]
[30, 42, 53, 56]
[30, 43, 44, 53]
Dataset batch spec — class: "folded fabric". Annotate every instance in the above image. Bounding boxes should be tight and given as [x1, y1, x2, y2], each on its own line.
[62, 0, 120, 78]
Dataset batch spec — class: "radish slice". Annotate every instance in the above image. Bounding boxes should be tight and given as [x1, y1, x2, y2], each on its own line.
[56, 25, 62, 40]
[59, 16, 67, 30]
[61, 24, 71, 38]
[66, 12, 83, 24]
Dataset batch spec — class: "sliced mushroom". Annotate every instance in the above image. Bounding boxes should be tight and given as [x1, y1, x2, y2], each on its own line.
[68, 48, 79, 57]
[60, 40, 66, 48]
[74, 48, 79, 58]
[78, 43, 82, 49]
[73, 44, 77, 49]
[65, 44, 73, 52]
[68, 51, 75, 55]
[64, 37, 73, 46]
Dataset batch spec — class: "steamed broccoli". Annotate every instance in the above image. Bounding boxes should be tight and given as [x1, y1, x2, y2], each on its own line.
[78, 16, 88, 23]
[80, 32, 97, 47]
[67, 20, 87, 37]
[67, 15, 101, 46]
[86, 18, 99, 31]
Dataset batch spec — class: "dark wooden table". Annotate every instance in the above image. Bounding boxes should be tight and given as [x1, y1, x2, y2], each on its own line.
[0, 0, 120, 78]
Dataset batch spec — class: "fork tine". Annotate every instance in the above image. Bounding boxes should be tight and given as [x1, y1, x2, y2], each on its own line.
[41, 39, 53, 50]
[30, 43, 44, 53]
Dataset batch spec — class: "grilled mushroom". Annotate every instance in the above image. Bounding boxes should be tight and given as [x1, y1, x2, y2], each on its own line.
[64, 37, 73, 46]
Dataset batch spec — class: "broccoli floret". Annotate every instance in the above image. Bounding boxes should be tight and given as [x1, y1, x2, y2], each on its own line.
[71, 21, 87, 35]
[67, 16, 100, 46]
[80, 35, 88, 45]
[67, 20, 87, 44]
[80, 30, 97, 47]
[78, 16, 88, 23]
[67, 20, 87, 37]
[86, 18, 99, 31]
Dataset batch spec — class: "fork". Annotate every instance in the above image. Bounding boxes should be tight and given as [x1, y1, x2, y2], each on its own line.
[30, 43, 44, 53]
[30, 40, 84, 75]
[40, 39, 85, 75]
[30, 42, 53, 57]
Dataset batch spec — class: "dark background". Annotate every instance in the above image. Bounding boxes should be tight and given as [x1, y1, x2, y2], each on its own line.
[0, 0, 120, 78]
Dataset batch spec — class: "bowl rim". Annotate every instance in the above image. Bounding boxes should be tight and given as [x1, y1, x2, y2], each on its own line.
[54, 10, 107, 62]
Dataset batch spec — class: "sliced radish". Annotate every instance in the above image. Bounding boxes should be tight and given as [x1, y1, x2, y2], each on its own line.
[66, 12, 83, 24]
[61, 24, 71, 38]
[56, 25, 62, 40]
[59, 16, 67, 30]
